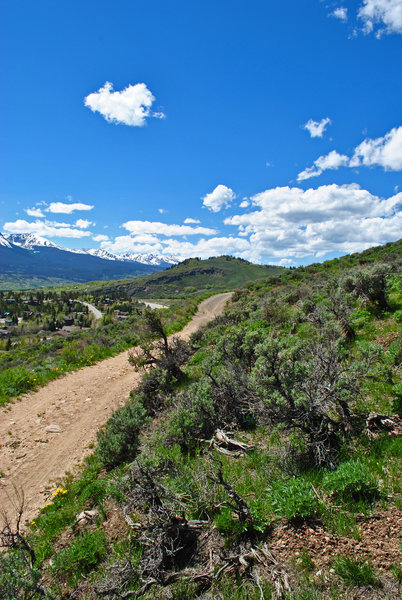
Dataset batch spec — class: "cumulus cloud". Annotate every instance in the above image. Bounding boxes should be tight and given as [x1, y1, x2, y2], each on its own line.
[184, 218, 201, 224]
[92, 234, 109, 242]
[297, 151, 350, 181]
[84, 81, 165, 126]
[101, 234, 163, 255]
[358, 0, 402, 35]
[332, 7, 348, 21]
[298, 126, 402, 180]
[224, 183, 401, 259]
[122, 220, 217, 236]
[303, 117, 332, 138]
[3, 219, 91, 238]
[47, 202, 94, 214]
[240, 200, 250, 208]
[25, 207, 45, 217]
[350, 126, 402, 170]
[202, 185, 236, 212]
[75, 219, 93, 229]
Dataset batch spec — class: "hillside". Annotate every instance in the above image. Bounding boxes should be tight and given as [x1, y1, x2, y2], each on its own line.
[1, 240, 401, 599]
[86, 255, 284, 297]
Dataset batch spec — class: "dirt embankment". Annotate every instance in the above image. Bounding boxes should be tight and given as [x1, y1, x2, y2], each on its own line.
[0, 293, 232, 523]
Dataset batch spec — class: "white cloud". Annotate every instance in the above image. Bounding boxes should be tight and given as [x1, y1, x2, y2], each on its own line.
[358, 0, 402, 35]
[101, 235, 163, 255]
[202, 185, 235, 212]
[47, 202, 94, 214]
[297, 150, 350, 180]
[224, 183, 401, 259]
[303, 117, 331, 138]
[84, 81, 165, 126]
[25, 207, 44, 217]
[75, 219, 93, 229]
[298, 126, 402, 180]
[332, 7, 348, 21]
[93, 234, 109, 242]
[158, 208, 166, 214]
[3, 219, 91, 238]
[240, 200, 250, 208]
[160, 237, 251, 260]
[122, 220, 217, 236]
[184, 218, 201, 224]
[350, 126, 402, 170]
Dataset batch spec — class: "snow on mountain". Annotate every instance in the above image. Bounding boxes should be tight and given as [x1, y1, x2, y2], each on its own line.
[4, 233, 63, 251]
[0, 233, 13, 248]
[1, 232, 179, 267]
[81, 248, 179, 265]
[84, 248, 118, 261]
[118, 252, 179, 266]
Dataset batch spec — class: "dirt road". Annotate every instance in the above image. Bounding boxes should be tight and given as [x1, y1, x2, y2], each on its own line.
[0, 293, 232, 524]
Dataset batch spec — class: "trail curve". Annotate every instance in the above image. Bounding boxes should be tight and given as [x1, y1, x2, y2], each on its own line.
[0, 293, 232, 524]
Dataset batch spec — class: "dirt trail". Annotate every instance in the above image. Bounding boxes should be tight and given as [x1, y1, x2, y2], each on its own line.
[0, 293, 232, 523]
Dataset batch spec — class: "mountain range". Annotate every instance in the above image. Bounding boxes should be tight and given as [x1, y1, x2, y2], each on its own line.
[0, 232, 179, 289]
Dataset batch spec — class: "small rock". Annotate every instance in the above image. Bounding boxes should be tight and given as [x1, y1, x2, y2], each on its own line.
[85, 397, 92, 402]
[45, 424, 61, 433]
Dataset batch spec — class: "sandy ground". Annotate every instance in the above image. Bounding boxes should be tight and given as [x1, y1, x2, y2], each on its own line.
[0, 293, 232, 524]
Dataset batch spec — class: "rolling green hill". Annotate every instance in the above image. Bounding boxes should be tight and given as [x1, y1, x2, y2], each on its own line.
[85, 255, 284, 297]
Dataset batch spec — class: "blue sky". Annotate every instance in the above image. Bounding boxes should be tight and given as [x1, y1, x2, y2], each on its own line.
[1, 0, 401, 265]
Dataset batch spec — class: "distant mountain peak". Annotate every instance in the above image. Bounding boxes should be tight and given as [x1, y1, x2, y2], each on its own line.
[0, 233, 13, 248]
[80, 248, 179, 266]
[4, 232, 63, 251]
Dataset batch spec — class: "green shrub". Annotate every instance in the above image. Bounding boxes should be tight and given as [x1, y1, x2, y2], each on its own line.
[269, 478, 319, 520]
[96, 399, 149, 468]
[51, 530, 107, 584]
[0, 550, 54, 599]
[322, 461, 379, 504]
[334, 555, 381, 587]
[394, 309, 402, 323]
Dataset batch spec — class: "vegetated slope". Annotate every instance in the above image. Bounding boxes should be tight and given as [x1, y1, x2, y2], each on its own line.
[0, 293, 232, 526]
[1, 240, 401, 600]
[0, 243, 162, 290]
[86, 255, 284, 298]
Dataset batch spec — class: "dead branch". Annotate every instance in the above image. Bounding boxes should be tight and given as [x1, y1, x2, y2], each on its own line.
[199, 429, 254, 457]
[208, 457, 253, 525]
[0, 486, 49, 597]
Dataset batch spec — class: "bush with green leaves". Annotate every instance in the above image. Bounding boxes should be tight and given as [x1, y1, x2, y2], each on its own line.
[96, 399, 149, 468]
[322, 460, 379, 504]
[268, 478, 319, 520]
[162, 379, 217, 452]
[0, 550, 54, 599]
[340, 264, 391, 311]
[334, 555, 381, 587]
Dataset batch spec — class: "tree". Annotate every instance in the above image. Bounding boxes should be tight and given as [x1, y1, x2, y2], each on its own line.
[128, 309, 190, 383]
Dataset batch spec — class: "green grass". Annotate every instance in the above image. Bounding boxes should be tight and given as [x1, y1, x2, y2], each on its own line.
[333, 556, 382, 587]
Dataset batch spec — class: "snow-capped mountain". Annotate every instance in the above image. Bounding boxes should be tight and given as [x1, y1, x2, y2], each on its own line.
[84, 248, 119, 261]
[0, 233, 12, 248]
[1, 233, 179, 266]
[0, 232, 171, 287]
[4, 233, 63, 252]
[118, 252, 179, 266]
[82, 248, 179, 266]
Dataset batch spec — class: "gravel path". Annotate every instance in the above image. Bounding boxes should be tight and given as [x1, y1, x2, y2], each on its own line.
[0, 293, 232, 524]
